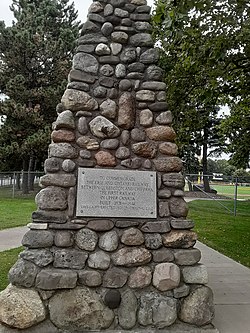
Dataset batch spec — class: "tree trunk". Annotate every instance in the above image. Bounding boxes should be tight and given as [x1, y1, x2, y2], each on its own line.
[16, 172, 21, 190]
[22, 158, 29, 194]
[28, 157, 36, 191]
[203, 127, 210, 192]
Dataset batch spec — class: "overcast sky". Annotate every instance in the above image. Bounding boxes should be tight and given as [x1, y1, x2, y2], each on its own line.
[0, 0, 155, 26]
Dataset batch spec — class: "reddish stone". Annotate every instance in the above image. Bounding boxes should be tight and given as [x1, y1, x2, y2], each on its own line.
[118, 92, 135, 129]
[153, 157, 183, 173]
[128, 266, 152, 288]
[145, 126, 176, 141]
[159, 142, 178, 156]
[51, 130, 75, 143]
[121, 228, 144, 246]
[162, 230, 197, 249]
[132, 142, 157, 158]
[169, 197, 189, 218]
[95, 151, 116, 166]
[153, 263, 180, 291]
[112, 247, 152, 267]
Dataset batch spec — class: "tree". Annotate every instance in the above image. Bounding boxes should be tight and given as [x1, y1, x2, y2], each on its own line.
[152, 0, 250, 176]
[0, 0, 81, 192]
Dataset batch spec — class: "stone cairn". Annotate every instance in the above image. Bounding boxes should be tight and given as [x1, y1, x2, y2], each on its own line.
[0, 0, 217, 332]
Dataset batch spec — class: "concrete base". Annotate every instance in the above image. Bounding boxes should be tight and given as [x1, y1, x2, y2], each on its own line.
[0, 322, 219, 333]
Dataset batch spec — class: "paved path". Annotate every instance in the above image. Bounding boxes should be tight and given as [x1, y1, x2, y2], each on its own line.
[0, 227, 250, 332]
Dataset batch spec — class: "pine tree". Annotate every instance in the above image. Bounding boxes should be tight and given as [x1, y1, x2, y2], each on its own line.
[0, 0, 81, 192]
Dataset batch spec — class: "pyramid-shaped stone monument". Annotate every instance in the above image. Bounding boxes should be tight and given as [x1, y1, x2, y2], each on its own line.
[0, 0, 218, 332]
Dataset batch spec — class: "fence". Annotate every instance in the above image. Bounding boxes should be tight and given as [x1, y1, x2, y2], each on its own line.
[185, 173, 250, 216]
[0, 171, 44, 199]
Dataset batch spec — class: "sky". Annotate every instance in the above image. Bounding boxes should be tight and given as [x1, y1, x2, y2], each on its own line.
[0, 0, 155, 26]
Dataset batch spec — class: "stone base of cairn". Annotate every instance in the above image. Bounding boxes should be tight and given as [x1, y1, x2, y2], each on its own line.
[0, 0, 218, 332]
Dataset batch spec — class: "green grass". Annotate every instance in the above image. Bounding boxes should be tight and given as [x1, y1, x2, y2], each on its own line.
[0, 247, 23, 291]
[0, 198, 36, 230]
[188, 200, 250, 268]
[211, 184, 250, 200]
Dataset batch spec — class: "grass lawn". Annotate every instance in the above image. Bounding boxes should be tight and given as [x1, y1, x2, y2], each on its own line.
[0, 198, 36, 230]
[210, 184, 250, 200]
[188, 199, 250, 268]
[0, 247, 23, 291]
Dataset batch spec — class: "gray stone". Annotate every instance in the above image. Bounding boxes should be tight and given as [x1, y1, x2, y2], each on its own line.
[130, 13, 151, 21]
[140, 48, 159, 64]
[80, 149, 92, 159]
[81, 20, 99, 34]
[78, 33, 108, 45]
[101, 22, 114, 36]
[78, 270, 102, 287]
[159, 201, 170, 217]
[121, 130, 130, 145]
[99, 230, 119, 252]
[115, 63, 126, 78]
[100, 99, 117, 119]
[99, 55, 120, 64]
[104, 4, 114, 16]
[93, 86, 107, 98]
[22, 230, 54, 248]
[0, 285, 46, 329]
[138, 292, 177, 328]
[53, 249, 88, 269]
[87, 219, 114, 231]
[75, 228, 98, 251]
[159, 142, 178, 156]
[115, 147, 130, 159]
[76, 44, 96, 53]
[174, 189, 185, 197]
[112, 247, 151, 267]
[8, 259, 39, 288]
[141, 221, 171, 233]
[32, 209, 67, 224]
[119, 79, 132, 91]
[134, 21, 152, 31]
[19, 249, 53, 267]
[77, 136, 100, 150]
[120, 47, 137, 63]
[44, 158, 61, 173]
[89, 116, 120, 138]
[111, 31, 128, 43]
[78, 116, 88, 135]
[153, 263, 180, 291]
[108, 88, 119, 98]
[152, 248, 174, 263]
[169, 197, 189, 218]
[136, 90, 155, 102]
[128, 266, 152, 288]
[54, 231, 74, 247]
[89, 2, 103, 13]
[99, 76, 116, 87]
[146, 65, 163, 80]
[104, 290, 121, 309]
[49, 287, 114, 330]
[88, 13, 105, 23]
[115, 220, 140, 228]
[162, 230, 197, 249]
[0, 320, 59, 333]
[100, 64, 114, 76]
[79, 159, 96, 167]
[69, 69, 96, 84]
[115, 8, 129, 17]
[144, 233, 162, 249]
[157, 90, 167, 101]
[62, 159, 76, 172]
[149, 102, 168, 112]
[162, 173, 185, 189]
[132, 142, 157, 158]
[140, 109, 153, 127]
[101, 139, 119, 149]
[36, 269, 77, 290]
[49, 143, 78, 159]
[141, 81, 166, 91]
[131, 128, 145, 141]
[143, 159, 152, 169]
[182, 264, 209, 284]
[103, 268, 128, 288]
[130, 33, 153, 47]
[127, 72, 144, 79]
[136, 5, 151, 13]
[88, 251, 111, 270]
[156, 111, 173, 124]
[110, 0, 126, 6]
[54, 110, 75, 130]
[106, 15, 121, 25]
[27, 223, 48, 230]
[73, 53, 99, 74]
[179, 286, 215, 326]
[118, 92, 135, 129]
[110, 42, 122, 55]
[128, 62, 145, 72]
[173, 284, 190, 298]
[40, 174, 76, 188]
[121, 227, 144, 245]
[158, 189, 172, 198]
[61, 89, 98, 111]
[171, 219, 195, 230]
[118, 290, 137, 329]
[174, 248, 201, 266]
[153, 157, 183, 173]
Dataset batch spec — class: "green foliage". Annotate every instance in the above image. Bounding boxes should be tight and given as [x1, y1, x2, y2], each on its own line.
[152, 0, 250, 169]
[0, 0, 81, 170]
